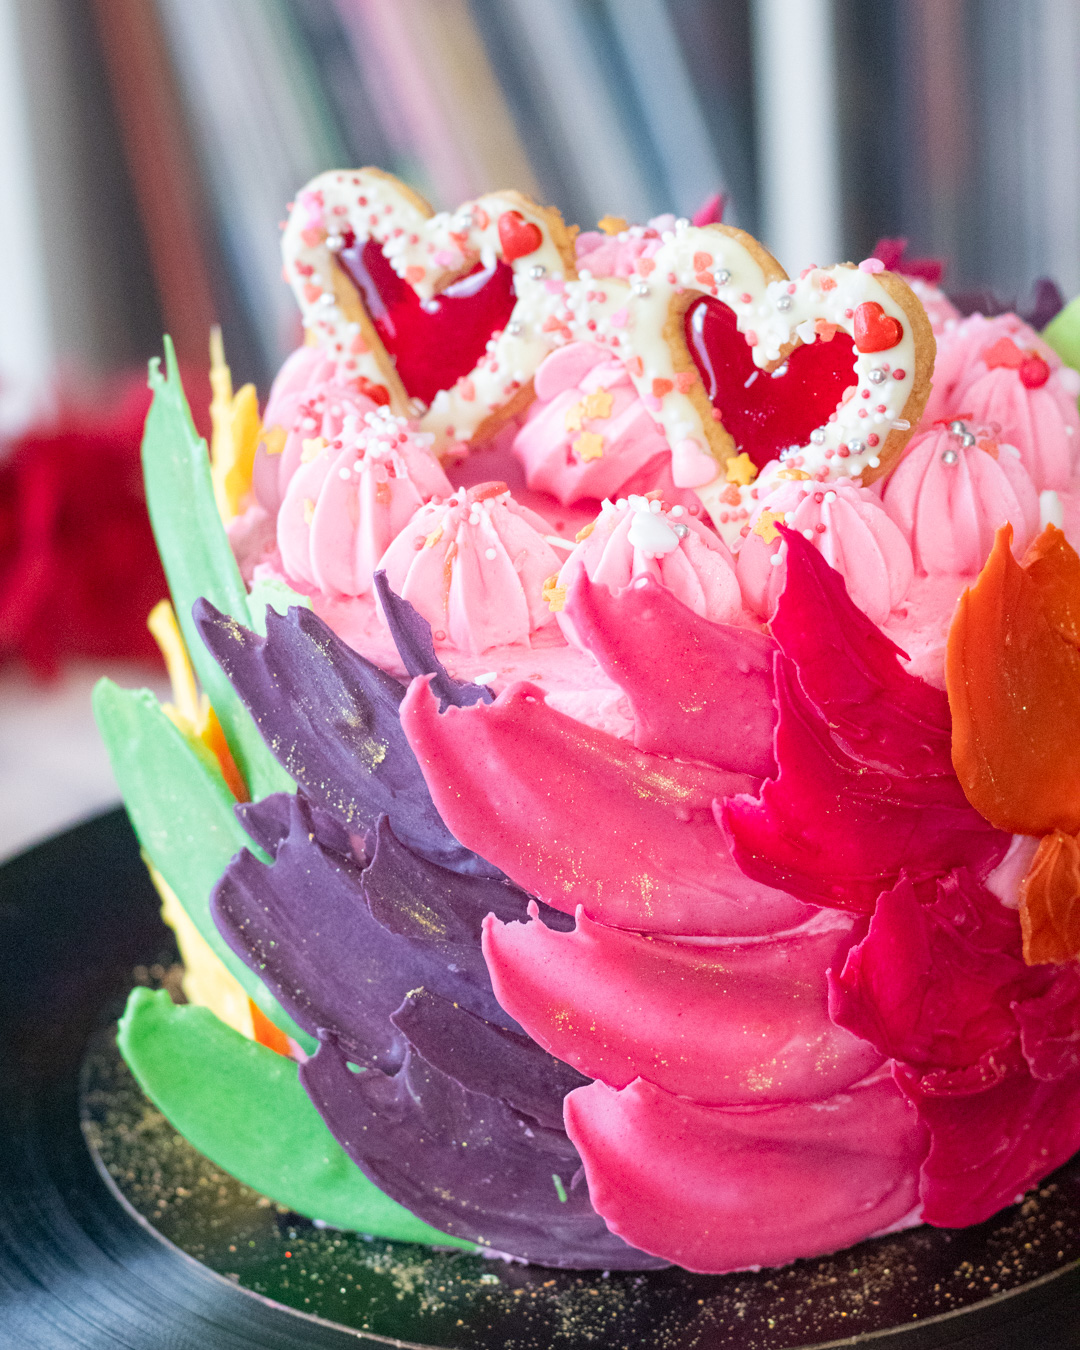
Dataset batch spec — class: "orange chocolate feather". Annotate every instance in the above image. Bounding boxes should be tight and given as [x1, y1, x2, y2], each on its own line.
[946, 524, 1080, 835]
[1019, 829, 1080, 964]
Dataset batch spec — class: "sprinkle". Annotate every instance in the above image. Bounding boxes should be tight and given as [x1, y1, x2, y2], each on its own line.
[753, 509, 784, 544]
[485, 547, 498, 560]
[564, 401, 585, 433]
[542, 575, 567, 612]
[582, 389, 614, 419]
[573, 431, 605, 461]
[597, 215, 628, 236]
[859, 257, 886, 273]
[725, 452, 758, 486]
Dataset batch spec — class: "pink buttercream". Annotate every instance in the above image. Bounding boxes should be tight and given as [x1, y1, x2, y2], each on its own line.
[906, 277, 961, 335]
[921, 313, 1036, 428]
[255, 347, 380, 514]
[574, 217, 673, 280]
[512, 342, 691, 506]
[277, 408, 451, 599]
[377, 484, 562, 654]
[556, 495, 743, 647]
[921, 313, 1080, 490]
[883, 424, 1040, 575]
[954, 359, 1080, 492]
[737, 479, 914, 625]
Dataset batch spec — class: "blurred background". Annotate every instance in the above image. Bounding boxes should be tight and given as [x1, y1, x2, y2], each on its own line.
[1, 0, 1079, 856]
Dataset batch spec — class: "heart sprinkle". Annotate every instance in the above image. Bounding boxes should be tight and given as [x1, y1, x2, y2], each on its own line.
[498, 210, 543, 263]
[853, 301, 904, 353]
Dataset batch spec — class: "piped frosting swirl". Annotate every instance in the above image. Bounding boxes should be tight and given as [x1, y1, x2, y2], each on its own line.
[378, 483, 563, 654]
[278, 408, 452, 598]
[737, 478, 914, 625]
[883, 422, 1040, 575]
[555, 493, 743, 647]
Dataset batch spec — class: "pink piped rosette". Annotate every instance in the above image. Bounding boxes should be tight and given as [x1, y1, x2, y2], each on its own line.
[555, 492, 743, 648]
[923, 316, 1080, 490]
[377, 482, 563, 653]
[737, 478, 914, 625]
[277, 408, 452, 598]
[883, 421, 1041, 575]
[255, 347, 384, 514]
[513, 342, 693, 507]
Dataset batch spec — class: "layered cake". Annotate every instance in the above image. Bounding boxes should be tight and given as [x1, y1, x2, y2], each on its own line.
[97, 168, 1080, 1274]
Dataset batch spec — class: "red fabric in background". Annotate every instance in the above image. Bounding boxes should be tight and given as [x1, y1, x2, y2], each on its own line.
[0, 370, 208, 678]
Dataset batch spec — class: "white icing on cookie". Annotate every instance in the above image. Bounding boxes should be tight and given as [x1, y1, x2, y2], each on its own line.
[281, 169, 577, 453]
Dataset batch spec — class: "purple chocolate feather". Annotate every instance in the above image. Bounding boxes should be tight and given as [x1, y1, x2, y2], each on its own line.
[362, 815, 571, 946]
[212, 795, 516, 1071]
[374, 570, 493, 710]
[391, 988, 589, 1131]
[300, 1035, 667, 1269]
[236, 789, 354, 860]
[194, 598, 498, 876]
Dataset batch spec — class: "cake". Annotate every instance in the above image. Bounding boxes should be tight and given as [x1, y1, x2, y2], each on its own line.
[96, 168, 1080, 1275]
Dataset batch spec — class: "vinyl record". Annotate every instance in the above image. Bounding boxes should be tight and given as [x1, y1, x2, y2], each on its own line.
[2, 808, 1079, 1350]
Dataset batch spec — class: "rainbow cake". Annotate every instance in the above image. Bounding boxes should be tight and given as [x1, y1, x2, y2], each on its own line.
[97, 168, 1080, 1274]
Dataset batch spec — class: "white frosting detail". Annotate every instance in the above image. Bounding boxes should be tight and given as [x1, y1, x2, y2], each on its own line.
[1040, 488, 1065, 531]
[625, 496, 681, 557]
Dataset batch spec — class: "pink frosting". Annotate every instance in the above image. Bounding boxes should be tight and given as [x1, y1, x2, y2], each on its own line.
[921, 313, 1035, 428]
[555, 494, 743, 646]
[574, 217, 673, 280]
[377, 484, 563, 653]
[953, 358, 1080, 492]
[512, 342, 693, 506]
[737, 479, 914, 625]
[276, 408, 451, 598]
[255, 347, 380, 514]
[907, 277, 961, 335]
[883, 424, 1040, 575]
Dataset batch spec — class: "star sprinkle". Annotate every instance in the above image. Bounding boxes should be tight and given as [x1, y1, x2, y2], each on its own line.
[753, 509, 784, 543]
[725, 452, 758, 486]
[573, 432, 605, 462]
[597, 215, 629, 236]
[581, 389, 614, 420]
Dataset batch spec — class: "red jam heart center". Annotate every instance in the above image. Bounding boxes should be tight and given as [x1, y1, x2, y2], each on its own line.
[685, 297, 857, 471]
[338, 238, 518, 407]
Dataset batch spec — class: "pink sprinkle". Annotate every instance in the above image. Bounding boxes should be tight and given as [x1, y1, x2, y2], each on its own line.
[544, 278, 565, 294]
[432, 249, 457, 268]
[859, 258, 885, 273]
[644, 394, 662, 411]
[610, 308, 628, 328]
[893, 368, 906, 379]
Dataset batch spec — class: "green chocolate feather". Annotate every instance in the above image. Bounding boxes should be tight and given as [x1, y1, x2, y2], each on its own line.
[93, 678, 314, 1052]
[142, 339, 291, 801]
[118, 989, 474, 1248]
[1043, 294, 1080, 380]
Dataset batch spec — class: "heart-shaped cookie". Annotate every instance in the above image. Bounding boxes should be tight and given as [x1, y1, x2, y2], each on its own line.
[546, 222, 935, 536]
[282, 169, 579, 452]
